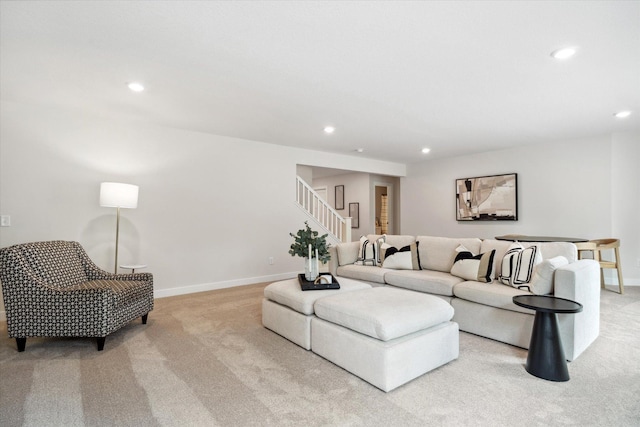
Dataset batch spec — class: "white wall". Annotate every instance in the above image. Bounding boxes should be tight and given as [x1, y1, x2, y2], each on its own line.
[312, 172, 372, 240]
[401, 135, 639, 285]
[612, 132, 640, 285]
[0, 101, 406, 316]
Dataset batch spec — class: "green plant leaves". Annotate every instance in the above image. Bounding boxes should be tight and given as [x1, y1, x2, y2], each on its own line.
[289, 221, 331, 263]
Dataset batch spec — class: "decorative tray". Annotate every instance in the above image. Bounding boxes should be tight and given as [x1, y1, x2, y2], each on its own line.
[298, 274, 341, 291]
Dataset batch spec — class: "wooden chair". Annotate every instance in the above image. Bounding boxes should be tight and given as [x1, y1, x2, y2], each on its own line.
[577, 239, 624, 294]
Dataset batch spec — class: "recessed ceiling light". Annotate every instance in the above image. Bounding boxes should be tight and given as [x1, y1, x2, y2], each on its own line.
[550, 47, 577, 60]
[324, 126, 335, 134]
[128, 82, 145, 92]
[421, 148, 431, 154]
[614, 111, 632, 118]
[355, 148, 364, 153]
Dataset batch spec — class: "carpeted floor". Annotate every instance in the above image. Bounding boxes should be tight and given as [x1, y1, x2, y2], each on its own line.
[1, 283, 639, 426]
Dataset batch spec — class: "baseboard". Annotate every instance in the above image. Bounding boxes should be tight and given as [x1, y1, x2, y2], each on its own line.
[153, 271, 299, 299]
[1, 277, 636, 321]
[0, 273, 295, 322]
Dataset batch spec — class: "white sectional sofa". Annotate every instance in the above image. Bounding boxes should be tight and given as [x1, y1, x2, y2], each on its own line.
[328, 235, 601, 361]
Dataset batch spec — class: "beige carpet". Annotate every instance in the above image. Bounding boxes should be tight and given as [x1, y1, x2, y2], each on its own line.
[1, 283, 639, 426]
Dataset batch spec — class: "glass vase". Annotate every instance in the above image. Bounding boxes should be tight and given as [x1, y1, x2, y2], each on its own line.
[304, 257, 319, 281]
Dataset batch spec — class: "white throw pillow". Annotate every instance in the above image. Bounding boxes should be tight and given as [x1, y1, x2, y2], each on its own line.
[450, 244, 496, 283]
[380, 242, 421, 270]
[527, 256, 569, 295]
[499, 243, 542, 289]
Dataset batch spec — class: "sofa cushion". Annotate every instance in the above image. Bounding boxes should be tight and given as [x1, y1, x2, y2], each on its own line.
[450, 245, 496, 283]
[337, 241, 359, 266]
[367, 234, 416, 249]
[336, 264, 390, 284]
[314, 287, 454, 341]
[416, 236, 482, 272]
[380, 242, 421, 270]
[527, 256, 569, 295]
[336, 242, 360, 265]
[452, 281, 533, 315]
[384, 269, 463, 296]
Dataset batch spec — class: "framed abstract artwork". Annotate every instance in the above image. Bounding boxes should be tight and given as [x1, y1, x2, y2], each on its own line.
[349, 202, 359, 228]
[456, 173, 518, 221]
[335, 185, 344, 210]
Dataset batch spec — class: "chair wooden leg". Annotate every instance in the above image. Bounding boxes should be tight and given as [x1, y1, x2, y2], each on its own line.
[16, 338, 26, 352]
[600, 268, 605, 289]
[615, 247, 624, 294]
[97, 337, 106, 351]
[142, 313, 148, 324]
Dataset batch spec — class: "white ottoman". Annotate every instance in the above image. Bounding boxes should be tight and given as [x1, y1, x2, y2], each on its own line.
[311, 287, 459, 392]
[262, 277, 372, 350]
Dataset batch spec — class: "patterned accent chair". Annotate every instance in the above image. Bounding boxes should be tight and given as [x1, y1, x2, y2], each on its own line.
[0, 240, 154, 351]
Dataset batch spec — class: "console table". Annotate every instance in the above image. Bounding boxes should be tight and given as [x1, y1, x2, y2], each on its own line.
[513, 295, 583, 382]
[496, 235, 588, 243]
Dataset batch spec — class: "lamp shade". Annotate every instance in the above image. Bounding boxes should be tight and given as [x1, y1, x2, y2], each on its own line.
[100, 182, 139, 208]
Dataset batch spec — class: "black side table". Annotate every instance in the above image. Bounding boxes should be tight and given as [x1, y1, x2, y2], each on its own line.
[513, 295, 583, 382]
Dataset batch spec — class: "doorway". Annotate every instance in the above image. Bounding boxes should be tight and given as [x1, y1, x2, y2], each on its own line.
[374, 183, 393, 235]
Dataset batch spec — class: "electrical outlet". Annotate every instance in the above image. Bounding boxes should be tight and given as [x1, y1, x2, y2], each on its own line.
[0, 215, 10, 227]
[268, 257, 274, 265]
[636, 258, 640, 268]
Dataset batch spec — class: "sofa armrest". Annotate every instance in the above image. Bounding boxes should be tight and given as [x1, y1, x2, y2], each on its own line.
[329, 241, 360, 277]
[329, 246, 339, 276]
[554, 259, 600, 361]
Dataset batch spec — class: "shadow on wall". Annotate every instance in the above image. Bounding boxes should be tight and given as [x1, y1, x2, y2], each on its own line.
[81, 214, 141, 273]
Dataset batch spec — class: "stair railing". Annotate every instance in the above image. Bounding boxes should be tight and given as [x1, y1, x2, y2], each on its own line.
[295, 175, 351, 243]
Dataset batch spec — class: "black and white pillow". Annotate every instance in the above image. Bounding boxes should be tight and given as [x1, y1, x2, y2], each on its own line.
[375, 235, 386, 265]
[380, 242, 421, 270]
[499, 243, 542, 289]
[450, 245, 496, 283]
[355, 236, 377, 266]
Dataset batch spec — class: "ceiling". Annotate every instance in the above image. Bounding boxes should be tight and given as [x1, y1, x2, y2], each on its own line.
[1, 1, 639, 164]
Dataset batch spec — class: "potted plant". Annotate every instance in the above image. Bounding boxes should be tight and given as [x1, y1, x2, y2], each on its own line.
[289, 221, 330, 280]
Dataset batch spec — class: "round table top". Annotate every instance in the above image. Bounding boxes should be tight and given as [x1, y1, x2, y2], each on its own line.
[495, 235, 588, 243]
[512, 295, 583, 314]
[119, 264, 147, 270]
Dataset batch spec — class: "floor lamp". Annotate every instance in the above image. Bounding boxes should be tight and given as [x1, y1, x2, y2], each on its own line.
[100, 182, 139, 274]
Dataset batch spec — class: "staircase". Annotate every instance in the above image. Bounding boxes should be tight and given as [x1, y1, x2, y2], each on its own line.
[295, 175, 351, 243]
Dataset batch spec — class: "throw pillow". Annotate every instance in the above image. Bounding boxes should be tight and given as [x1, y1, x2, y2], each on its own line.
[527, 256, 569, 295]
[355, 236, 377, 266]
[449, 245, 496, 283]
[380, 242, 422, 270]
[375, 235, 386, 265]
[499, 243, 542, 289]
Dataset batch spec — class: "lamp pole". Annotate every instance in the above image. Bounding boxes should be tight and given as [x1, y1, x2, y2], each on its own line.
[114, 206, 121, 274]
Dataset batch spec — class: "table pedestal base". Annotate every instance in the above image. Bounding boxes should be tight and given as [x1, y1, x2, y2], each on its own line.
[526, 311, 569, 382]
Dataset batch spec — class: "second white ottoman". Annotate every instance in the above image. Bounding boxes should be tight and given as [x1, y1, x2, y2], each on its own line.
[311, 287, 459, 392]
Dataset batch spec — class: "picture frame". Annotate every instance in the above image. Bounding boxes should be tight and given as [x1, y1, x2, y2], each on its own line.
[349, 202, 359, 228]
[456, 173, 518, 221]
[335, 185, 344, 210]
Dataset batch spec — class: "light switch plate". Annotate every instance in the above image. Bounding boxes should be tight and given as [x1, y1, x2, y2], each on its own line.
[1, 215, 11, 227]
